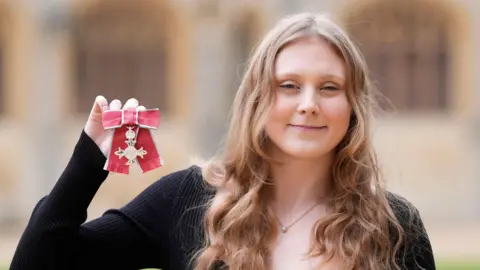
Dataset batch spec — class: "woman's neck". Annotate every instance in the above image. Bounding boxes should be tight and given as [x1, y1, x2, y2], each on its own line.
[269, 151, 334, 216]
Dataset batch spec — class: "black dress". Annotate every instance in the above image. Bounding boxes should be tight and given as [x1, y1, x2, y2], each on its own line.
[10, 130, 436, 270]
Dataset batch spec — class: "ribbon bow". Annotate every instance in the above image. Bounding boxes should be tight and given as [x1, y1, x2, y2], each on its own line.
[102, 108, 163, 174]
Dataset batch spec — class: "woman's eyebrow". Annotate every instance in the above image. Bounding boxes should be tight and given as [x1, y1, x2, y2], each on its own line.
[275, 72, 346, 82]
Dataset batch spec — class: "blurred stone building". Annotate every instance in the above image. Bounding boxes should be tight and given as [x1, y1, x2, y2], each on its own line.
[0, 0, 478, 244]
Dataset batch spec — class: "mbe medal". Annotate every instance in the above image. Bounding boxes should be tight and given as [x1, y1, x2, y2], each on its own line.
[102, 108, 164, 174]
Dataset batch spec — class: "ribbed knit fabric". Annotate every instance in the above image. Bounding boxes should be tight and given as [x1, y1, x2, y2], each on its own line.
[10, 130, 436, 270]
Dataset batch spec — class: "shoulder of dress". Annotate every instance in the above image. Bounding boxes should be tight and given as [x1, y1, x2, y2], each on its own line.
[385, 191, 424, 230]
[165, 165, 215, 204]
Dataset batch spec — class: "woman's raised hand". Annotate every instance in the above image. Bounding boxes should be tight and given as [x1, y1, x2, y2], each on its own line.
[84, 96, 145, 157]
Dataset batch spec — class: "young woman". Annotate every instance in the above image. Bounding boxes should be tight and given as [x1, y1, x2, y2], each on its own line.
[11, 13, 435, 270]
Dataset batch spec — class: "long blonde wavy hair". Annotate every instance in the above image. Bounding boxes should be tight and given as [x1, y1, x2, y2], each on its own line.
[194, 13, 408, 270]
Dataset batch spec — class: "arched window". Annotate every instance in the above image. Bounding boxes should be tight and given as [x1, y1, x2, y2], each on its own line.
[73, 2, 168, 113]
[344, 1, 450, 112]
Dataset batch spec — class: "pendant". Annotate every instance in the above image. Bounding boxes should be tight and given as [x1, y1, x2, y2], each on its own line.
[114, 126, 148, 167]
[281, 227, 288, 233]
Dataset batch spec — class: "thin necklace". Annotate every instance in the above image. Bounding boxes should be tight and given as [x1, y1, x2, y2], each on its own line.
[274, 202, 321, 233]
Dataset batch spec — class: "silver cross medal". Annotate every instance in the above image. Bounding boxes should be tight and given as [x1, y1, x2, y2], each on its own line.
[114, 126, 148, 167]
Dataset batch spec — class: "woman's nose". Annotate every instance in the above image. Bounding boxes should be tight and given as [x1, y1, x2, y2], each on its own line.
[297, 88, 319, 115]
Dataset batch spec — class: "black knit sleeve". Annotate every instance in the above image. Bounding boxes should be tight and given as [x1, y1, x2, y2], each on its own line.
[10, 130, 192, 270]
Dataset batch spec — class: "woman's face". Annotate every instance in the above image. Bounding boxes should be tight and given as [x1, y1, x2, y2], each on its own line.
[265, 36, 352, 160]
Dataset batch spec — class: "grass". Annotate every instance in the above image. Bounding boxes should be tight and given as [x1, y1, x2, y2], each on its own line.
[1, 261, 479, 269]
[437, 261, 480, 270]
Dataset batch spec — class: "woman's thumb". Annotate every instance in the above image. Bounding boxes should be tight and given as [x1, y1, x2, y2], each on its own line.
[91, 95, 109, 115]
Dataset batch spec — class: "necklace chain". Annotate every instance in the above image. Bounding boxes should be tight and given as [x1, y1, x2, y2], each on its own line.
[275, 202, 321, 233]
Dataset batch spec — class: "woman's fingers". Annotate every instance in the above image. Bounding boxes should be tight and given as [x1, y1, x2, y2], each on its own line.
[109, 99, 122, 110]
[103, 98, 142, 111]
[123, 98, 139, 109]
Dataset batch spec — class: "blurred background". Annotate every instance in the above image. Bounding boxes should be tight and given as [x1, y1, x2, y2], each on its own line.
[0, 0, 479, 269]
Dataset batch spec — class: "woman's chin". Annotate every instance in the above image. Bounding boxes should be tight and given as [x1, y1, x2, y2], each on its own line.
[280, 146, 331, 160]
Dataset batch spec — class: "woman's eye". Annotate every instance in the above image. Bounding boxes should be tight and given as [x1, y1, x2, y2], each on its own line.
[321, 85, 339, 91]
[280, 83, 298, 89]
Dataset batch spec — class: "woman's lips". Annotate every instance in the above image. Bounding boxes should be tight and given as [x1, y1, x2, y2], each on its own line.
[288, 124, 326, 131]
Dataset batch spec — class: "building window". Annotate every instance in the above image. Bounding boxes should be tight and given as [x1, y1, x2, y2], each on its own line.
[229, 13, 258, 102]
[345, 1, 450, 112]
[73, 2, 168, 114]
